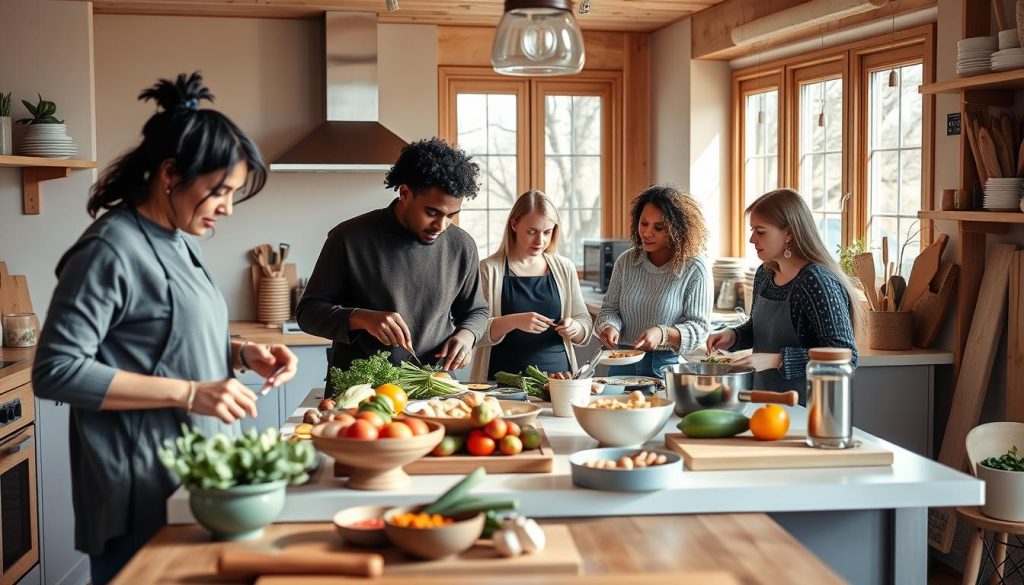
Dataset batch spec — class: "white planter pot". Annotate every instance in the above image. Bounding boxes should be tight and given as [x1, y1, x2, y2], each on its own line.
[977, 464, 1024, 522]
[0, 117, 11, 156]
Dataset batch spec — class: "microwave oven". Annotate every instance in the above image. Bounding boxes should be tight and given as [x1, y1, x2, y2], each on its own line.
[581, 239, 631, 292]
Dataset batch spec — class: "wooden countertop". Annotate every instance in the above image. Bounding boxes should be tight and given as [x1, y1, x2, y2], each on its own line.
[230, 322, 331, 347]
[111, 514, 844, 585]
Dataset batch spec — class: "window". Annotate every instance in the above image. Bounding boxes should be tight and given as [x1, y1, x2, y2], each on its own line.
[441, 69, 622, 264]
[730, 25, 934, 262]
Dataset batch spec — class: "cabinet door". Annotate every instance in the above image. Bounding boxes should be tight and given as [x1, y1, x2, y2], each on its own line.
[239, 385, 281, 435]
[281, 347, 329, 425]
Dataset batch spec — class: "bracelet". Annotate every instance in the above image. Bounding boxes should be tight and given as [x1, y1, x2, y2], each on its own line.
[185, 381, 197, 413]
[238, 340, 253, 372]
[658, 325, 669, 350]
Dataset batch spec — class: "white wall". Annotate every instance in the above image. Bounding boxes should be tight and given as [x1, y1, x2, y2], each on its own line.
[650, 18, 730, 260]
[93, 16, 439, 319]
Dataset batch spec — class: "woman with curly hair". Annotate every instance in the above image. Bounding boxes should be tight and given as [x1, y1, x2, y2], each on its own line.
[706, 188, 860, 400]
[32, 73, 294, 583]
[297, 137, 490, 375]
[595, 184, 712, 378]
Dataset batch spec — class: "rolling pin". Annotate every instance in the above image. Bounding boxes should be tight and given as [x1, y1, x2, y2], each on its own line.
[218, 549, 384, 577]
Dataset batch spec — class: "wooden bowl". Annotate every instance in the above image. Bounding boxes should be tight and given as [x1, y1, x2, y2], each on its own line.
[311, 422, 444, 490]
[383, 505, 484, 559]
[332, 504, 390, 548]
[403, 400, 542, 434]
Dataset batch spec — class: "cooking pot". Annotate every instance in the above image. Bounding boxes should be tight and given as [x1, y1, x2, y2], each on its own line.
[660, 363, 798, 416]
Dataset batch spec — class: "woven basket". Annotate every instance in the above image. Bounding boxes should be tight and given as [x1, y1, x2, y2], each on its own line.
[867, 310, 913, 351]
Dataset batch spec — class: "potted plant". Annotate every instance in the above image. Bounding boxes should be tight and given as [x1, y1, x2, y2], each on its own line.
[15, 94, 76, 158]
[836, 239, 867, 280]
[0, 92, 11, 156]
[977, 445, 1024, 522]
[159, 425, 316, 541]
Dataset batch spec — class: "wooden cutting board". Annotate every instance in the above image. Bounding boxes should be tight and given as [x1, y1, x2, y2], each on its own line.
[256, 572, 741, 585]
[0, 262, 33, 316]
[664, 433, 893, 471]
[230, 524, 581, 580]
[334, 427, 555, 476]
[912, 262, 959, 348]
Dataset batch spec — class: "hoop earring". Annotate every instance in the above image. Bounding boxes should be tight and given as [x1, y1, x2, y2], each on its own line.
[783, 241, 792, 259]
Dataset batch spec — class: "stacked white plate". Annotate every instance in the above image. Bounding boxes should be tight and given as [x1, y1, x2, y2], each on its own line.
[982, 178, 1024, 212]
[15, 123, 77, 159]
[712, 257, 748, 309]
[991, 48, 1024, 72]
[957, 36, 996, 77]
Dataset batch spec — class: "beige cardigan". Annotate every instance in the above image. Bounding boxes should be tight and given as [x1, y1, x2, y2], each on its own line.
[470, 253, 594, 381]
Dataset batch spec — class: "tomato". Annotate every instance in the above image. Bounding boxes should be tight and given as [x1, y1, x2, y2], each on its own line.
[330, 412, 356, 426]
[520, 427, 542, 450]
[467, 432, 496, 456]
[375, 384, 408, 414]
[431, 435, 463, 457]
[499, 435, 523, 456]
[379, 421, 414, 439]
[750, 405, 790, 441]
[356, 410, 386, 429]
[484, 417, 508, 440]
[504, 421, 521, 437]
[345, 419, 379, 440]
[402, 417, 430, 436]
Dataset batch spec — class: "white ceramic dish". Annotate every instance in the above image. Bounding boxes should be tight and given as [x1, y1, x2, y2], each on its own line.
[599, 350, 645, 366]
[569, 447, 682, 492]
[570, 394, 675, 447]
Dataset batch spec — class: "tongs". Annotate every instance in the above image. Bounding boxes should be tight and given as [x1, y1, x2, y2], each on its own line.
[573, 346, 605, 379]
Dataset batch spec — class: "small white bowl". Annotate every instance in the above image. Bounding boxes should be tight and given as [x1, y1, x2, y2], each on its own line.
[570, 394, 675, 447]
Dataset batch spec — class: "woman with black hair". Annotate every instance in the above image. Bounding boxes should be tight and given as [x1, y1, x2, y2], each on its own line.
[297, 137, 490, 376]
[31, 73, 296, 584]
[595, 184, 713, 379]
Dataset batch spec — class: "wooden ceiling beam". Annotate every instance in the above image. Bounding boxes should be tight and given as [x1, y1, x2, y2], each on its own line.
[691, 0, 936, 61]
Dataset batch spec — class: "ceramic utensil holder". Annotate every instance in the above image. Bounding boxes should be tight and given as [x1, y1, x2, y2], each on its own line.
[2, 313, 39, 348]
[257, 276, 291, 327]
[867, 310, 913, 351]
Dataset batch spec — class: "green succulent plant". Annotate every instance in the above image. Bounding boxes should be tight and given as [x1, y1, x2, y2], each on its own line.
[158, 425, 316, 491]
[17, 93, 64, 125]
[0, 92, 11, 118]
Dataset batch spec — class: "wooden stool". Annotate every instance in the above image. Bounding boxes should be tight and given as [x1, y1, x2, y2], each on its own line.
[957, 507, 1024, 584]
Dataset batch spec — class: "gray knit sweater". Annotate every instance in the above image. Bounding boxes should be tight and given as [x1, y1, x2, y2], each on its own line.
[595, 249, 712, 355]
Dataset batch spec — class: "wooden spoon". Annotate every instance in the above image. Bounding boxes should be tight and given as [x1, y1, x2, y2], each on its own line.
[854, 253, 879, 311]
[899, 233, 948, 312]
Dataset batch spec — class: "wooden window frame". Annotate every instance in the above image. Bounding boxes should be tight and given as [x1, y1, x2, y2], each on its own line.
[730, 24, 935, 257]
[438, 67, 625, 246]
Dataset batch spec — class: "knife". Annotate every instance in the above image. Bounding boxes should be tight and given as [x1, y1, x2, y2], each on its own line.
[259, 365, 288, 396]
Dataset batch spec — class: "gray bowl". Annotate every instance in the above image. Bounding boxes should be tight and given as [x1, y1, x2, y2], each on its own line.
[569, 447, 681, 491]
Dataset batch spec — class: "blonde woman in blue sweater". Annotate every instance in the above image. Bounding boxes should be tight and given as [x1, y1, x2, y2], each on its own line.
[596, 185, 712, 379]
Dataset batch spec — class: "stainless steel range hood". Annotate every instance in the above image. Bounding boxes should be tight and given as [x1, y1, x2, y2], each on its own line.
[271, 12, 407, 172]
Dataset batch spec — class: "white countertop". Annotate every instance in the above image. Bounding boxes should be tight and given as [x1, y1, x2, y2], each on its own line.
[167, 389, 981, 524]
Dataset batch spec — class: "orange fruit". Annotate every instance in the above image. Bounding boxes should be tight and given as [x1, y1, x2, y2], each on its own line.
[375, 384, 408, 414]
[749, 405, 790, 441]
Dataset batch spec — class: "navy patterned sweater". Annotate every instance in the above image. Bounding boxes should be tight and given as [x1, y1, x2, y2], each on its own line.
[730, 263, 858, 380]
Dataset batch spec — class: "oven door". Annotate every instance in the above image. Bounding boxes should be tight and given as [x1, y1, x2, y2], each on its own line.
[0, 425, 37, 585]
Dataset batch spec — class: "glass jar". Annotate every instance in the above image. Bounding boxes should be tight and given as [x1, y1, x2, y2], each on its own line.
[2, 314, 40, 348]
[805, 347, 854, 449]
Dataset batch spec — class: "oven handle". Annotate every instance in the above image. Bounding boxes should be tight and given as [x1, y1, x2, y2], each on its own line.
[0, 428, 33, 456]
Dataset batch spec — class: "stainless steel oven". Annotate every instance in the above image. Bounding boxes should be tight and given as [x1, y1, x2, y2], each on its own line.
[0, 382, 37, 585]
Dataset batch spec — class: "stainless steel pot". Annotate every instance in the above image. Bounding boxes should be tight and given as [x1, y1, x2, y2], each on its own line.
[660, 363, 798, 416]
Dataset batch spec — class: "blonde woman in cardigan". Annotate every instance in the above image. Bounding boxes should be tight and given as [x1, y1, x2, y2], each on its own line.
[470, 191, 593, 381]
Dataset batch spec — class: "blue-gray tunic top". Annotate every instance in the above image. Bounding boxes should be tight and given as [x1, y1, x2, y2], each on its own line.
[32, 207, 236, 555]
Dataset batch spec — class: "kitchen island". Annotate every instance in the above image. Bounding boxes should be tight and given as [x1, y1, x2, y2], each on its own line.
[168, 388, 982, 585]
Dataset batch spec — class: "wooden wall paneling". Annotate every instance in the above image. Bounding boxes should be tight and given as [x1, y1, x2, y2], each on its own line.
[437, 27, 627, 71]
[621, 32, 650, 237]
[691, 0, 936, 60]
[1009, 251, 1024, 423]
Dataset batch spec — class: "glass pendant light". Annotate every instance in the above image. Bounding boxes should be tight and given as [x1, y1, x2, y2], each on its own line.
[492, 0, 585, 76]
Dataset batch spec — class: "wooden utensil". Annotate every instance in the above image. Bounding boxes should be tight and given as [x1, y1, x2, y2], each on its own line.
[887, 275, 906, 311]
[899, 233, 948, 312]
[966, 115, 990, 185]
[930, 243, 1018, 553]
[911, 263, 958, 348]
[995, 118, 1016, 177]
[1009, 252, 1024, 423]
[1016, 139, 1024, 178]
[854, 253, 880, 311]
[994, 0, 1008, 31]
[978, 126, 1004, 179]
[219, 549, 384, 577]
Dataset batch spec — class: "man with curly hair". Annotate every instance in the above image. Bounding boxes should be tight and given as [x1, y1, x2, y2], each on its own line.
[297, 138, 489, 377]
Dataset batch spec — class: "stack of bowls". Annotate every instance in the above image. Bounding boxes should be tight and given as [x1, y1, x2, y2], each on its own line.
[992, 30, 1024, 72]
[15, 123, 77, 158]
[712, 257, 747, 309]
[957, 36, 996, 77]
[982, 178, 1024, 212]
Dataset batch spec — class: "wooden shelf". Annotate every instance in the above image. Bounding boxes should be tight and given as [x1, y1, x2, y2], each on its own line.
[919, 69, 1024, 95]
[0, 155, 97, 214]
[919, 210, 1024, 223]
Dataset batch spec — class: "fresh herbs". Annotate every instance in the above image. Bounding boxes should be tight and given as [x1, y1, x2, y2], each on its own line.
[980, 446, 1024, 472]
[158, 425, 315, 490]
[0, 92, 11, 118]
[328, 351, 400, 399]
[495, 366, 548, 398]
[395, 362, 466, 399]
[837, 239, 868, 279]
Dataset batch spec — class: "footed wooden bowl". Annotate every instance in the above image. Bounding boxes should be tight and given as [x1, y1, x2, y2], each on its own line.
[311, 421, 444, 490]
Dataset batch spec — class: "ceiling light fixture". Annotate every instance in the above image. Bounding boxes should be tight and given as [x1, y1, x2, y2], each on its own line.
[492, 0, 585, 76]
[731, 0, 888, 47]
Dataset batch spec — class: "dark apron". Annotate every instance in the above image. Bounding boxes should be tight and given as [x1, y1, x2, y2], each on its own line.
[751, 280, 806, 402]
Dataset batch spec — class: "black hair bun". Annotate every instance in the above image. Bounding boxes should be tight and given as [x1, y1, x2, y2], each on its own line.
[138, 72, 214, 112]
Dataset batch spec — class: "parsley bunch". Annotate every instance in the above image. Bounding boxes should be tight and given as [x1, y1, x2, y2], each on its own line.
[328, 351, 400, 398]
[980, 446, 1024, 472]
